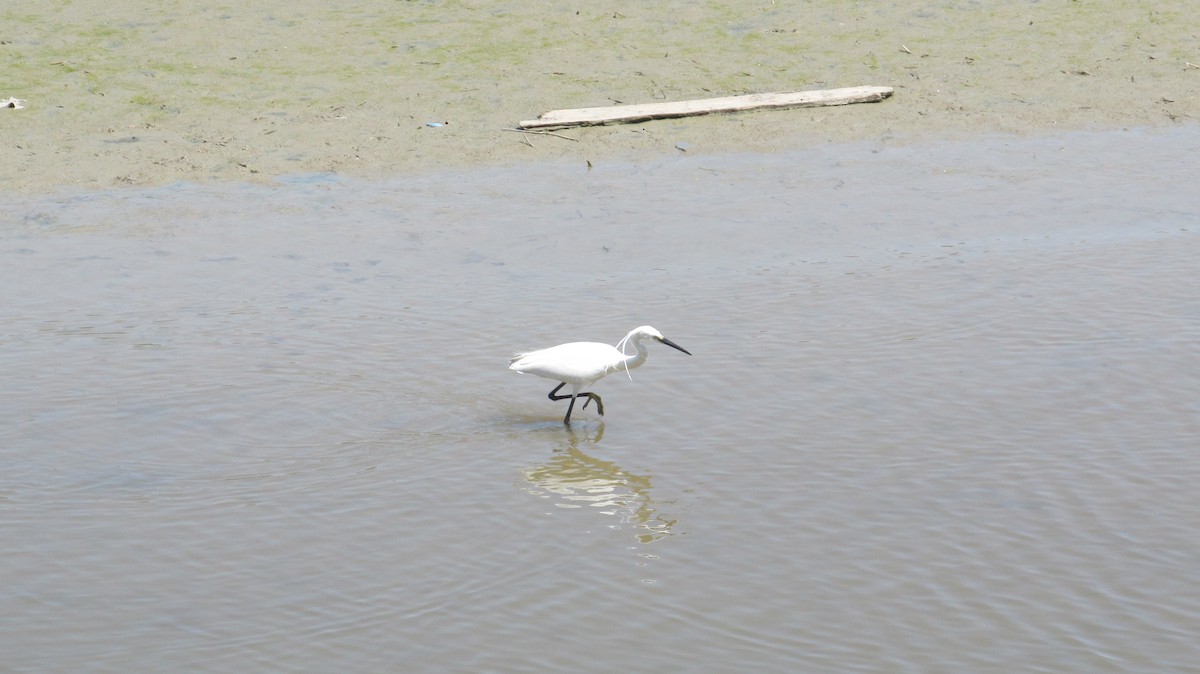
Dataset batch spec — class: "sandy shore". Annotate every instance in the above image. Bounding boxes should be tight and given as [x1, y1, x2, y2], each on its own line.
[3, 1, 1197, 193]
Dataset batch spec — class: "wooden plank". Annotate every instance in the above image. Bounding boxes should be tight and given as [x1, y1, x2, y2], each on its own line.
[518, 85, 893, 129]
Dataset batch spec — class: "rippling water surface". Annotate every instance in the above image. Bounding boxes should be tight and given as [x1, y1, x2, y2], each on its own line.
[3, 127, 1198, 672]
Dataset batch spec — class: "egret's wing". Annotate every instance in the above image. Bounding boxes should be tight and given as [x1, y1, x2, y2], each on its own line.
[508, 342, 622, 384]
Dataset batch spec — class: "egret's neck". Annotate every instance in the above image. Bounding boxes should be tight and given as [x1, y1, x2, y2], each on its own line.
[624, 339, 649, 370]
[612, 334, 649, 378]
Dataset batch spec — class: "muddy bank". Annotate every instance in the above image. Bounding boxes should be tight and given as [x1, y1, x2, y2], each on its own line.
[3, 0, 1197, 193]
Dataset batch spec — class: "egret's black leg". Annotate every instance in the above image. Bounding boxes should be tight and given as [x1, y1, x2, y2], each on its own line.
[547, 383, 602, 423]
[548, 383, 577, 424]
[563, 395, 578, 425]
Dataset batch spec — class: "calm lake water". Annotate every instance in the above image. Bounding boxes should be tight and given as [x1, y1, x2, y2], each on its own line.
[2, 127, 1198, 673]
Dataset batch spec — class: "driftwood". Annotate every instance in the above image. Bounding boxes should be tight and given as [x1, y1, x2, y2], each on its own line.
[518, 85, 893, 130]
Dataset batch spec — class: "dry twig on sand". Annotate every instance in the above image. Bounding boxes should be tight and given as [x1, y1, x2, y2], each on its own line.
[518, 86, 893, 130]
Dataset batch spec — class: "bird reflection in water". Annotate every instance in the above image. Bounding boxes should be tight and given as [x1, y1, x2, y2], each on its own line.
[522, 426, 679, 544]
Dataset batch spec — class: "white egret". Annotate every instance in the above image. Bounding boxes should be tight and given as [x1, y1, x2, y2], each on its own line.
[509, 325, 692, 424]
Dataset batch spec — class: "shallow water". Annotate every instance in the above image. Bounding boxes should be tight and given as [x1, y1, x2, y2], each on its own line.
[2, 127, 1199, 673]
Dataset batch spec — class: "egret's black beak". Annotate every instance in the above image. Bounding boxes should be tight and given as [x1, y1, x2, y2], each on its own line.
[658, 336, 692, 356]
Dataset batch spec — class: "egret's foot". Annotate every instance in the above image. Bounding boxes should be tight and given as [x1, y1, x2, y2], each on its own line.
[581, 393, 604, 416]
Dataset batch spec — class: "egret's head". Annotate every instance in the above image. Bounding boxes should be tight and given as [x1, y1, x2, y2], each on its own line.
[637, 325, 691, 356]
[634, 325, 664, 340]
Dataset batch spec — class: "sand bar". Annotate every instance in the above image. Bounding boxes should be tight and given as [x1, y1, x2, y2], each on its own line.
[2, 0, 1197, 193]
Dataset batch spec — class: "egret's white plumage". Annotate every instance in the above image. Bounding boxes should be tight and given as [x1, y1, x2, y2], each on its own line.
[509, 325, 691, 424]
